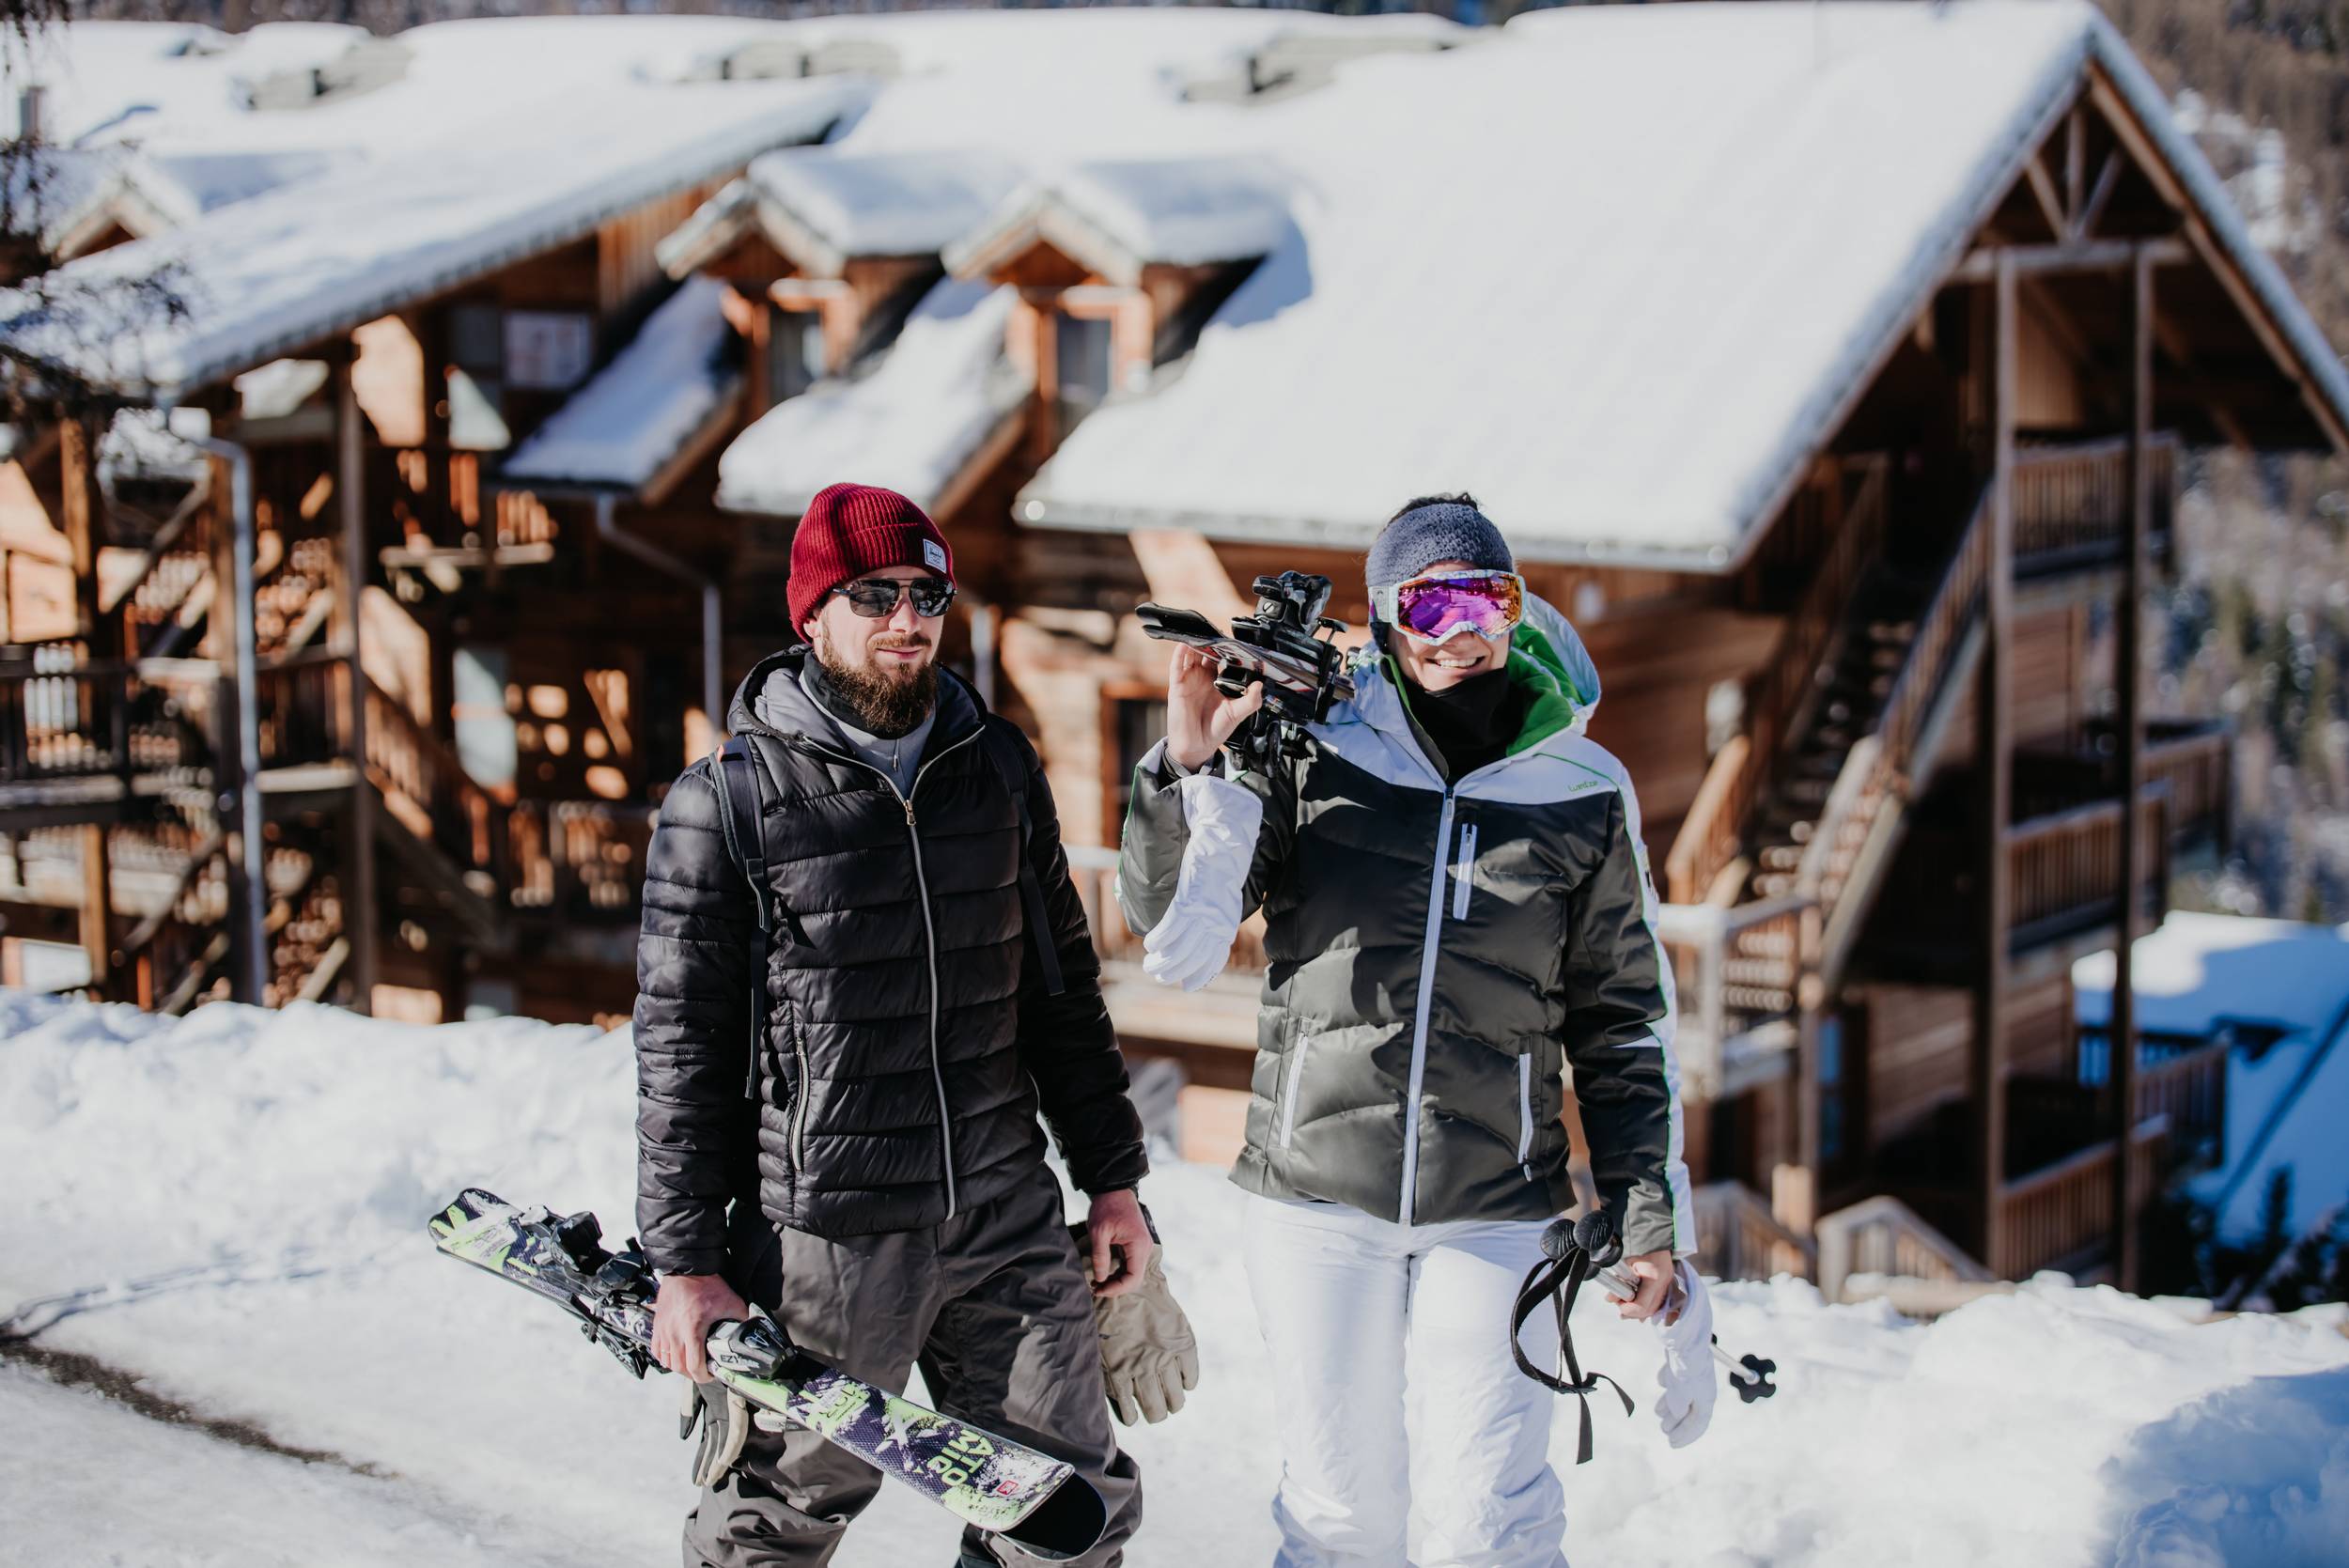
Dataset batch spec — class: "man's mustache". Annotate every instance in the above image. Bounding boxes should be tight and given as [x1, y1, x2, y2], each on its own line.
[872, 636, 932, 652]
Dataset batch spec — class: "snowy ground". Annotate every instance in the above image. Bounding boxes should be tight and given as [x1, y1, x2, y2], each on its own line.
[4, 988, 2347, 1568]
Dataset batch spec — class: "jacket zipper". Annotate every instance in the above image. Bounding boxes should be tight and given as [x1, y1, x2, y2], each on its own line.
[1397, 788, 1456, 1226]
[1279, 1033, 1312, 1150]
[1517, 1051, 1536, 1182]
[791, 1008, 812, 1170]
[1452, 821, 1477, 920]
[786, 723, 984, 1221]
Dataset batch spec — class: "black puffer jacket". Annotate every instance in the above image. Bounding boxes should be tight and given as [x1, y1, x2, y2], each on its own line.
[633, 647, 1146, 1271]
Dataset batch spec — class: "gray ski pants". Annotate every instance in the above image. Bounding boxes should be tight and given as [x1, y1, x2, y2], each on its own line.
[681, 1161, 1143, 1567]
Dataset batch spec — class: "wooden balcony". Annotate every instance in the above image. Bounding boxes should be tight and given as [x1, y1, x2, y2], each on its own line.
[1991, 1116, 2167, 1279]
[2011, 435, 2176, 578]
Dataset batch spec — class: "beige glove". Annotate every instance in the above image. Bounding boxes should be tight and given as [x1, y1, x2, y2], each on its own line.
[1070, 1220, 1200, 1424]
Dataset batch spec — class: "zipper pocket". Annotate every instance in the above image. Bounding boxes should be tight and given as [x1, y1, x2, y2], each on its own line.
[790, 1010, 812, 1169]
[1516, 1050, 1536, 1180]
[1279, 1034, 1313, 1150]
[1452, 821, 1478, 920]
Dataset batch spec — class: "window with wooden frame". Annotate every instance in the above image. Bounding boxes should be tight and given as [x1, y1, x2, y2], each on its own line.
[767, 303, 828, 406]
[445, 301, 510, 451]
[1100, 684, 1168, 847]
[1053, 312, 1113, 442]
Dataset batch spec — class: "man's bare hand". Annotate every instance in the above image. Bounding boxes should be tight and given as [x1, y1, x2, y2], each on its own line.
[1084, 1188, 1156, 1300]
[1165, 646, 1264, 772]
[1615, 1248, 1676, 1322]
[653, 1273, 748, 1382]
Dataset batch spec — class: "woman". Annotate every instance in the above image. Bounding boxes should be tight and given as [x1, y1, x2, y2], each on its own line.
[1116, 495, 1714, 1567]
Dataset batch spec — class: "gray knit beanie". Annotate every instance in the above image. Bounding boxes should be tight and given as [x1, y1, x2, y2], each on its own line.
[1364, 499, 1514, 602]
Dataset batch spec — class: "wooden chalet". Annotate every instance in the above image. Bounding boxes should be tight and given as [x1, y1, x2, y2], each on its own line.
[5, 6, 2344, 1294]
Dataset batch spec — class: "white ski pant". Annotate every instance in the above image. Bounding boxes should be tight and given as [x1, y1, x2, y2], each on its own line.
[1242, 1194, 1568, 1568]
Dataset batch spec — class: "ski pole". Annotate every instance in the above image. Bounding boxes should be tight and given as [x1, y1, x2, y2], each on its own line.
[1591, 1265, 1779, 1404]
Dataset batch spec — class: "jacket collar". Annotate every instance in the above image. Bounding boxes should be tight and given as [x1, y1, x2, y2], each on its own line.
[724, 644, 984, 757]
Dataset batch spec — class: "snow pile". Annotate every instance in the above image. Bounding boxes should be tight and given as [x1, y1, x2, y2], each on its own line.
[5, 986, 2349, 1567]
[718, 280, 1026, 518]
[502, 278, 741, 493]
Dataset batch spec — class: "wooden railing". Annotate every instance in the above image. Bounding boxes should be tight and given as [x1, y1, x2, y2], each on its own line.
[2011, 435, 2176, 571]
[2143, 720, 2229, 841]
[1992, 1116, 2166, 1279]
[1666, 458, 1888, 905]
[2133, 1038, 2228, 1160]
[1655, 894, 1807, 1095]
[2005, 790, 2168, 938]
[362, 673, 513, 898]
[1814, 1194, 1993, 1303]
[1693, 1180, 1816, 1282]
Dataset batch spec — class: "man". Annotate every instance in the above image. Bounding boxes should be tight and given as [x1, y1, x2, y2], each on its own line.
[631, 482, 1157, 1567]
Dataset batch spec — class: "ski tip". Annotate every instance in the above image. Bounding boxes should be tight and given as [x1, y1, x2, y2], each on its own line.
[1001, 1471, 1106, 1563]
[426, 1188, 512, 1244]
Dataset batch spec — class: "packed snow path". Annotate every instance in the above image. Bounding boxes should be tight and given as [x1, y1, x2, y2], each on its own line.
[4, 990, 2345, 1566]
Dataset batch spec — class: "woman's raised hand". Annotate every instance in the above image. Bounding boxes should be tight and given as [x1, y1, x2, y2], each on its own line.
[1165, 645, 1265, 772]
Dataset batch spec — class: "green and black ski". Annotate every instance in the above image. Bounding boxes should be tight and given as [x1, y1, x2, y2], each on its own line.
[428, 1188, 1105, 1560]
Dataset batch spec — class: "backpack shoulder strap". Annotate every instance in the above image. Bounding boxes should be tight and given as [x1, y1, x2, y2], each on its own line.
[979, 720, 1066, 998]
[710, 736, 773, 1098]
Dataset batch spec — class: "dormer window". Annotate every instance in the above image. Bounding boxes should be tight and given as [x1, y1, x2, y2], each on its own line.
[767, 303, 828, 405]
[1053, 314, 1112, 442]
[446, 301, 509, 452]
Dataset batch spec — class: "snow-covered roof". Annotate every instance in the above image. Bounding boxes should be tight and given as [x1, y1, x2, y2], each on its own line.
[0, 19, 871, 398]
[948, 158, 1293, 286]
[1020, 0, 2349, 568]
[659, 148, 1019, 281]
[500, 278, 741, 495]
[716, 279, 1027, 518]
[2075, 912, 2349, 1040]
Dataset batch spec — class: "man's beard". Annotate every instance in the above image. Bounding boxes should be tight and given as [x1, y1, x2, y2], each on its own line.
[814, 639, 938, 737]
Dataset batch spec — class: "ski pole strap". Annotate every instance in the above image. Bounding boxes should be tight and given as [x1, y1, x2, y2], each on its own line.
[714, 737, 772, 1100]
[1510, 1248, 1634, 1465]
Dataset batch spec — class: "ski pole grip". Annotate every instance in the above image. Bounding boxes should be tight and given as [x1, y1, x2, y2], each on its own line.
[1573, 1211, 1621, 1268]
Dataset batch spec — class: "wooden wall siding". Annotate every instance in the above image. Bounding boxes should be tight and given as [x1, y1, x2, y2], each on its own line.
[2016, 289, 2089, 428]
[1940, 599, 2097, 768]
[2004, 966, 2073, 1081]
[352, 317, 427, 449]
[0, 458, 74, 645]
[599, 189, 708, 318]
[1862, 970, 2076, 1153]
[999, 614, 1125, 849]
[1862, 982, 1974, 1152]
[706, 232, 797, 287]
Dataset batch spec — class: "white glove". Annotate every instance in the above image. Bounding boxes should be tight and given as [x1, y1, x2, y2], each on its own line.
[1140, 772, 1263, 993]
[1653, 1259, 1718, 1450]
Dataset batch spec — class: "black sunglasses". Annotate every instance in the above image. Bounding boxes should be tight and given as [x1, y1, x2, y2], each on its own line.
[831, 577, 957, 619]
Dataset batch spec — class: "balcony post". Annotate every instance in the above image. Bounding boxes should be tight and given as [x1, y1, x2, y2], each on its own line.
[335, 355, 380, 1014]
[2110, 245, 2154, 1292]
[1973, 251, 2017, 1265]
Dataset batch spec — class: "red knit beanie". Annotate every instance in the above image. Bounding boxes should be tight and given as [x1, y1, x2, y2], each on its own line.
[787, 483, 957, 632]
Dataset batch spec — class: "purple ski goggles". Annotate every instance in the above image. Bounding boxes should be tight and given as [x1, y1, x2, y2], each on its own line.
[1371, 568, 1526, 646]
